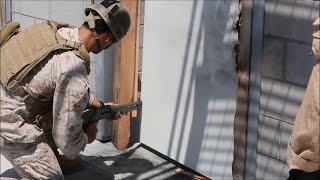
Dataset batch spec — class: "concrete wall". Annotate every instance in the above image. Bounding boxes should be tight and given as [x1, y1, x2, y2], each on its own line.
[256, 0, 319, 179]
[140, 1, 239, 179]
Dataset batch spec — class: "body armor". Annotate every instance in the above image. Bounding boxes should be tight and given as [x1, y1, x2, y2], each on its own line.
[0, 21, 91, 98]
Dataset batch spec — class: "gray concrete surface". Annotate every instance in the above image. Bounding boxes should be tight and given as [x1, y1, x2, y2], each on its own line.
[285, 42, 315, 85]
[264, 0, 319, 43]
[256, 153, 289, 180]
[1, 141, 198, 180]
[261, 37, 284, 79]
[11, 0, 88, 27]
[260, 77, 305, 124]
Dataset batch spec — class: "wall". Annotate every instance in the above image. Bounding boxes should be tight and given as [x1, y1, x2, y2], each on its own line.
[140, 1, 239, 179]
[256, 0, 319, 179]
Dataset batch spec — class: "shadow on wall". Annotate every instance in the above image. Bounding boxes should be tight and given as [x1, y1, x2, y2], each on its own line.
[166, 0, 238, 178]
[255, 0, 319, 179]
[264, 0, 319, 44]
[261, 0, 318, 122]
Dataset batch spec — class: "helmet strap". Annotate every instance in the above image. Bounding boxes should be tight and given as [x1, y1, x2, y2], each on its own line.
[86, 11, 102, 49]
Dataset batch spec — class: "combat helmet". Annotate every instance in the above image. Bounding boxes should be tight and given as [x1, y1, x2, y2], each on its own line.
[85, 0, 131, 43]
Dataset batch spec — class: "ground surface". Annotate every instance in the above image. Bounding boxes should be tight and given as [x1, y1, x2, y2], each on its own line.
[1, 141, 196, 180]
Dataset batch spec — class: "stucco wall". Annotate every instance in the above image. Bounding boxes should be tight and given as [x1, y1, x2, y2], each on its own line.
[140, 1, 239, 178]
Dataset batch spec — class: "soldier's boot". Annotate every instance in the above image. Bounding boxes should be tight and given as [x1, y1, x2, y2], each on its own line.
[46, 133, 86, 174]
[55, 154, 85, 175]
[47, 135, 86, 174]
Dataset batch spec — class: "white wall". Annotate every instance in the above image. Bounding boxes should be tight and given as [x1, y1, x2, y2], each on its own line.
[140, 1, 239, 178]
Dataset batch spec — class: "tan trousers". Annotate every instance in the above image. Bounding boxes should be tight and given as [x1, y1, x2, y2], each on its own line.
[0, 85, 63, 179]
[1, 141, 64, 180]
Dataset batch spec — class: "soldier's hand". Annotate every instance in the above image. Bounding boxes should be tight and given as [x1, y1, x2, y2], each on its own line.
[83, 122, 97, 144]
[104, 102, 121, 120]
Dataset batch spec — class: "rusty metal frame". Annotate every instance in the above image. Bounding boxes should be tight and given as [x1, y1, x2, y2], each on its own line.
[232, 0, 265, 179]
[232, 0, 253, 179]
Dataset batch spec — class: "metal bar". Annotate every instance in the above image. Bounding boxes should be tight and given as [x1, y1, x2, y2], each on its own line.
[244, 0, 265, 179]
[113, 101, 142, 114]
[6, 0, 11, 22]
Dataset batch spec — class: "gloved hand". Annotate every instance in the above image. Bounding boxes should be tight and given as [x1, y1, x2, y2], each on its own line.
[83, 122, 98, 144]
[103, 102, 121, 120]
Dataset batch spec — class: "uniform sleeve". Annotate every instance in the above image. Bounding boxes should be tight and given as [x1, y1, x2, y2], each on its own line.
[88, 93, 96, 107]
[51, 53, 90, 159]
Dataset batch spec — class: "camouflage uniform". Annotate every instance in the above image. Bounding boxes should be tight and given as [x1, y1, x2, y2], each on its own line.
[0, 27, 92, 179]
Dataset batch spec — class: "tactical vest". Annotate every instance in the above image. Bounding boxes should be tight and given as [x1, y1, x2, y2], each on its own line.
[0, 21, 91, 123]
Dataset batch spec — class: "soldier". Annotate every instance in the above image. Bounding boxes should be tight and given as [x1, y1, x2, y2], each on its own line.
[287, 17, 320, 180]
[0, 0, 130, 179]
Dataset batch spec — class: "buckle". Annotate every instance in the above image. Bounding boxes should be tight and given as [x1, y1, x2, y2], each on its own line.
[66, 40, 80, 50]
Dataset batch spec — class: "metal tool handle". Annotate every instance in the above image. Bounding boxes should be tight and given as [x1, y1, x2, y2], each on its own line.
[82, 101, 142, 127]
[112, 101, 142, 115]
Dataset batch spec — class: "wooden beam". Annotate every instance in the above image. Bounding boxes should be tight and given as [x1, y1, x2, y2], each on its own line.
[112, 0, 141, 150]
[232, 0, 254, 179]
[132, 0, 141, 118]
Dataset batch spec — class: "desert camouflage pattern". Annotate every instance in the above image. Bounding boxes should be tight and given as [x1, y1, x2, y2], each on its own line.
[0, 27, 90, 179]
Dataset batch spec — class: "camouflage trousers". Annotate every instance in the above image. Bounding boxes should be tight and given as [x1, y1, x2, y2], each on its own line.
[1, 112, 84, 179]
[0, 85, 64, 179]
[1, 141, 64, 180]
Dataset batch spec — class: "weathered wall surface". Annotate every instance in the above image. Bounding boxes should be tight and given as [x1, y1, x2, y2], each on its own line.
[140, 1, 239, 178]
[256, 0, 319, 179]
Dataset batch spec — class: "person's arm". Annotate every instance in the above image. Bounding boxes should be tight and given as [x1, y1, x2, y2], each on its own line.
[51, 59, 91, 159]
